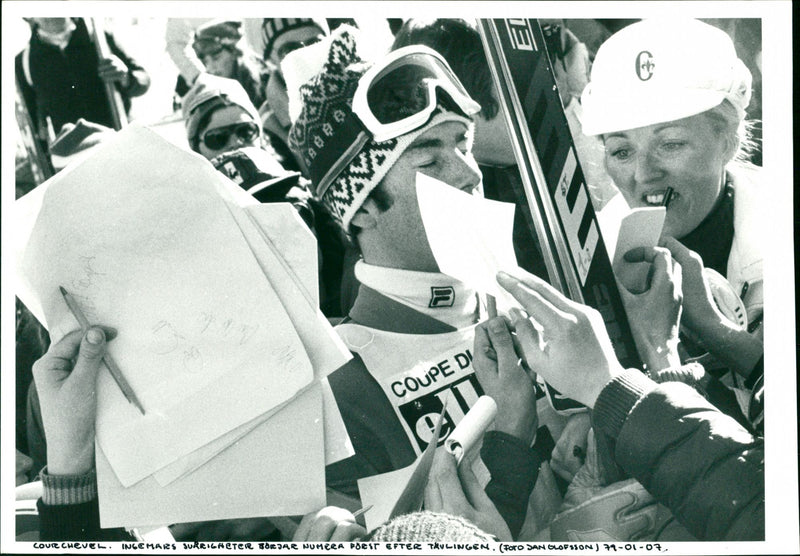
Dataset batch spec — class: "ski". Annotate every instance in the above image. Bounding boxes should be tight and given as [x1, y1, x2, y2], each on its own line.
[479, 18, 642, 409]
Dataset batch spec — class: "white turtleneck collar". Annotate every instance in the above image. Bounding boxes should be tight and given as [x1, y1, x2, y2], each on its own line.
[355, 261, 480, 330]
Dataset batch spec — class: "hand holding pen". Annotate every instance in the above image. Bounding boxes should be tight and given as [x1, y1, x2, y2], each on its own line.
[32, 326, 114, 475]
[60, 286, 145, 414]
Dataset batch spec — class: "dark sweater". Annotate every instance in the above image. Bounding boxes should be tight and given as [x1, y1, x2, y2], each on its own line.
[15, 18, 150, 135]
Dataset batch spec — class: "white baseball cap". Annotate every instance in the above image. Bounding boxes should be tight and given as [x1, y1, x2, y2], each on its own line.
[580, 19, 752, 136]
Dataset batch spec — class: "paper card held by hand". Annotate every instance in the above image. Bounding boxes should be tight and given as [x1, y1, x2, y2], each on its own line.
[604, 205, 666, 293]
[416, 173, 517, 302]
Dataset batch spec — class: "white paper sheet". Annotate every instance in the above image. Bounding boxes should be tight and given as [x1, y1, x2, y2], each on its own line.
[17, 125, 313, 486]
[416, 173, 518, 307]
[597, 197, 666, 292]
[98, 384, 326, 528]
[152, 182, 353, 486]
[357, 461, 419, 533]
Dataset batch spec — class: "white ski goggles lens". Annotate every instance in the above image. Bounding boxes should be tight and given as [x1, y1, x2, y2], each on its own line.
[353, 46, 481, 142]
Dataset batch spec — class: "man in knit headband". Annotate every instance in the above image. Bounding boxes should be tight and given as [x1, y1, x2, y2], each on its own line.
[288, 26, 541, 540]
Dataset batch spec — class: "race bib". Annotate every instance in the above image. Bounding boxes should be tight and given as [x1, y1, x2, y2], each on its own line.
[338, 322, 483, 456]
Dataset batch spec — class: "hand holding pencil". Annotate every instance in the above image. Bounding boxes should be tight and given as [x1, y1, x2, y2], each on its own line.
[32, 327, 113, 475]
[60, 286, 145, 414]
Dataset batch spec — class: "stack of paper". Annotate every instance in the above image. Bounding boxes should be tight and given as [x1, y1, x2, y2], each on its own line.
[14, 125, 353, 528]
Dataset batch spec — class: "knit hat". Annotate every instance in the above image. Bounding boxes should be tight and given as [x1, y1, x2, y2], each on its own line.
[581, 18, 752, 135]
[261, 18, 329, 60]
[366, 511, 497, 542]
[193, 19, 242, 57]
[288, 26, 472, 229]
[182, 74, 261, 151]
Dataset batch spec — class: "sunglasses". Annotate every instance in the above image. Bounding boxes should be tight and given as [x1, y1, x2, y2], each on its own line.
[200, 121, 259, 151]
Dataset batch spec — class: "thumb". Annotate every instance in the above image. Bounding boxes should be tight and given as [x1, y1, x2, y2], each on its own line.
[72, 327, 107, 382]
[457, 460, 487, 510]
[486, 318, 517, 373]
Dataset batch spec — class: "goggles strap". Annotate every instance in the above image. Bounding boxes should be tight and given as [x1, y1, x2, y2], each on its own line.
[312, 112, 370, 198]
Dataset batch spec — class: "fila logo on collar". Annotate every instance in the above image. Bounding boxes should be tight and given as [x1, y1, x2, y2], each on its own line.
[429, 286, 455, 308]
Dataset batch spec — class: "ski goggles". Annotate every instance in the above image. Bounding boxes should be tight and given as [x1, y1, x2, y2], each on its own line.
[312, 45, 481, 195]
[353, 45, 481, 142]
[201, 121, 259, 150]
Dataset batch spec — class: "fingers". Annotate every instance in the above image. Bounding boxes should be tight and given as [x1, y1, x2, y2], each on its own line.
[497, 272, 577, 333]
[472, 324, 496, 375]
[306, 513, 339, 542]
[39, 329, 84, 364]
[456, 458, 490, 511]
[498, 270, 579, 316]
[329, 521, 366, 542]
[507, 307, 545, 370]
[292, 512, 316, 541]
[485, 318, 519, 374]
[622, 246, 648, 263]
[72, 327, 108, 383]
[644, 247, 679, 293]
[427, 449, 469, 513]
[661, 237, 704, 273]
[293, 507, 359, 542]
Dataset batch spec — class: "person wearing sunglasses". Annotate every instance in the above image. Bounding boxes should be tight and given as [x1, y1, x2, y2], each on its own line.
[182, 73, 266, 160]
[286, 25, 540, 538]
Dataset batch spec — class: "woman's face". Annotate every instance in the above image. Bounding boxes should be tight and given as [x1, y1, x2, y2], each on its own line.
[603, 112, 733, 239]
[197, 105, 260, 160]
[201, 48, 237, 79]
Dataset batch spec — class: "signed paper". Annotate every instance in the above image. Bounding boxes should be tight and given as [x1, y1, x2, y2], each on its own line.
[18, 126, 313, 486]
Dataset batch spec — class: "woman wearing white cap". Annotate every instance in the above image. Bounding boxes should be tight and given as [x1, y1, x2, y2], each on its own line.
[581, 20, 762, 399]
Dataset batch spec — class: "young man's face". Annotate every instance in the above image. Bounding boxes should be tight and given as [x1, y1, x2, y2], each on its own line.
[32, 18, 71, 34]
[200, 48, 237, 80]
[361, 120, 482, 272]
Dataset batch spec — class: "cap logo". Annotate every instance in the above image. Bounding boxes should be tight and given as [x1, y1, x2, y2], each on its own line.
[635, 51, 655, 81]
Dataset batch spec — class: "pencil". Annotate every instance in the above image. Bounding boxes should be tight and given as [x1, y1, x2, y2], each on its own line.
[486, 294, 498, 319]
[59, 286, 146, 414]
[351, 505, 373, 519]
[661, 187, 674, 208]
